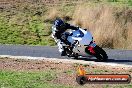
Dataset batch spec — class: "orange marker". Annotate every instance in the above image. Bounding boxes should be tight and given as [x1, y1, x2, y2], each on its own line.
[78, 65, 86, 76]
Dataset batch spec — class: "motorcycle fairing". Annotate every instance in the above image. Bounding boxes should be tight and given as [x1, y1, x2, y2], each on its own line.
[65, 28, 95, 56]
[67, 28, 93, 45]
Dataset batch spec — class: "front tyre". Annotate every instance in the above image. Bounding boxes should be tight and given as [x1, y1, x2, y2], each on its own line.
[94, 45, 108, 62]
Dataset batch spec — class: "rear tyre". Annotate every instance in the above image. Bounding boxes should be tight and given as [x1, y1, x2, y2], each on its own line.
[94, 45, 108, 62]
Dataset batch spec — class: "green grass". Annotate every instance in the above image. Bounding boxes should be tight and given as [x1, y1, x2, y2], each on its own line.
[63, 70, 74, 75]
[0, 2, 55, 46]
[0, 70, 73, 88]
[0, 0, 131, 47]
[103, 84, 132, 88]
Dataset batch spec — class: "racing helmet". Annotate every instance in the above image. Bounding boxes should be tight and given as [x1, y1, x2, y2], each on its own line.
[54, 19, 66, 30]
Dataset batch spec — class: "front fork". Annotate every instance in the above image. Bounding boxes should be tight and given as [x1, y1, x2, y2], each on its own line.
[88, 46, 95, 54]
[85, 41, 96, 55]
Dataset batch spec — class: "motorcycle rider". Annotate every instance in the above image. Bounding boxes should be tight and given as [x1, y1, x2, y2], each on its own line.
[51, 18, 79, 56]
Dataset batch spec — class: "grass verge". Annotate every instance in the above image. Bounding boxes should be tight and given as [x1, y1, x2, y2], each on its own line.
[0, 70, 72, 88]
[0, 58, 132, 88]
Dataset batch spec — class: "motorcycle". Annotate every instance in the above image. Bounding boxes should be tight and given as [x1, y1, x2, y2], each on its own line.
[62, 28, 108, 62]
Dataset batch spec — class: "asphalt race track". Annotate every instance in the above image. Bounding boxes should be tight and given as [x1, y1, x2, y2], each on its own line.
[0, 44, 132, 65]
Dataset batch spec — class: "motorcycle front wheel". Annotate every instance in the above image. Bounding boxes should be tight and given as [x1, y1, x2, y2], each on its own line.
[93, 45, 108, 62]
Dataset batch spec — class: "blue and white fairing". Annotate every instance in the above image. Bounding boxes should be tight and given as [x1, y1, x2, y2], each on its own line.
[67, 28, 93, 46]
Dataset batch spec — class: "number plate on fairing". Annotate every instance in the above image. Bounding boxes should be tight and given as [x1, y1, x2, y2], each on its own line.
[90, 43, 96, 47]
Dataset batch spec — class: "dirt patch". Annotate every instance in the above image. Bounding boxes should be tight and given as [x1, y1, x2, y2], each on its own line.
[0, 57, 132, 87]
[0, 57, 75, 72]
